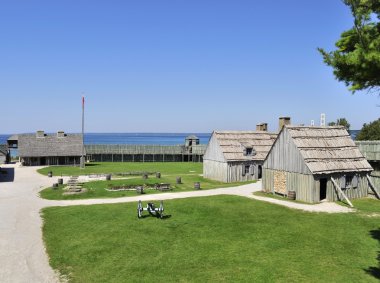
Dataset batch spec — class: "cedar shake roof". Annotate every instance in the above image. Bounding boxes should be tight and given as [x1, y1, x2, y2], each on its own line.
[214, 131, 277, 161]
[18, 133, 84, 157]
[286, 126, 372, 174]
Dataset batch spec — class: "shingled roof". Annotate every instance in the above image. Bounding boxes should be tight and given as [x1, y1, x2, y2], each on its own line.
[286, 126, 372, 174]
[18, 133, 84, 157]
[213, 131, 277, 161]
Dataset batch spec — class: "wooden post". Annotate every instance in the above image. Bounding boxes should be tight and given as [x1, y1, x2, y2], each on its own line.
[366, 174, 380, 199]
[331, 177, 354, 207]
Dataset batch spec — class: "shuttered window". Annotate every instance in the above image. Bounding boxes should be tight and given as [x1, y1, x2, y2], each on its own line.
[346, 175, 353, 188]
[352, 175, 358, 188]
[242, 165, 250, 176]
[250, 165, 254, 175]
[340, 176, 346, 188]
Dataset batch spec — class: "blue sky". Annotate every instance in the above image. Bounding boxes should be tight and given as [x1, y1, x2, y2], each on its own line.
[0, 0, 378, 133]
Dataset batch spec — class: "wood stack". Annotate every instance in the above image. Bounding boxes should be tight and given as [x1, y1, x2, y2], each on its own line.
[65, 176, 83, 192]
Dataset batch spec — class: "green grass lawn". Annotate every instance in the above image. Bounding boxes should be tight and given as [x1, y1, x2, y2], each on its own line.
[38, 162, 202, 176]
[40, 175, 254, 200]
[42, 196, 380, 282]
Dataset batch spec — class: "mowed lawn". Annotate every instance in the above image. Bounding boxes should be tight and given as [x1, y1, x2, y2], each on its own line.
[40, 175, 254, 200]
[42, 196, 380, 283]
[38, 162, 203, 176]
[39, 162, 254, 200]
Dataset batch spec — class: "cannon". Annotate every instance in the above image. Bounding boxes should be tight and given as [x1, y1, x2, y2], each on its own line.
[137, 200, 164, 219]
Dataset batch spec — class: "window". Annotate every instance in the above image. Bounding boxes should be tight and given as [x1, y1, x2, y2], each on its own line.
[246, 148, 253, 156]
[250, 165, 255, 175]
[242, 165, 250, 176]
[345, 175, 353, 189]
[341, 175, 355, 189]
[352, 175, 358, 188]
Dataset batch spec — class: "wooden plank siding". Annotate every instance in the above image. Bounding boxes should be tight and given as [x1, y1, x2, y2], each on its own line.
[23, 156, 81, 166]
[325, 174, 368, 201]
[264, 129, 311, 174]
[227, 162, 260, 183]
[203, 133, 226, 163]
[263, 169, 368, 203]
[356, 141, 380, 161]
[203, 160, 261, 183]
[203, 160, 228, 182]
[263, 169, 317, 203]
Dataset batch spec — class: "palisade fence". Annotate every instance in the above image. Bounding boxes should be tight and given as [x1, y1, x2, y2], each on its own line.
[85, 144, 207, 162]
[356, 141, 380, 188]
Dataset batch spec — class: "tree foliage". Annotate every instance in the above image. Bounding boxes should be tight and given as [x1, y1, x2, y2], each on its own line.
[356, 118, 380, 140]
[318, 0, 380, 93]
[328, 118, 351, 130]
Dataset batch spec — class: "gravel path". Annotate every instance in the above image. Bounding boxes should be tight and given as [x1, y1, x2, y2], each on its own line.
[0, 164, 353, 282]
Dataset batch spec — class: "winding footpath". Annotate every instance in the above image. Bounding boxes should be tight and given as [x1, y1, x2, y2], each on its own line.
[0, 164, 353, 283]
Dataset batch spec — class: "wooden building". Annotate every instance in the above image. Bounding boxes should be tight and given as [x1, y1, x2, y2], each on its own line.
[16, 131, 84, 166]
[203, 130, 277, 182]
[356, 140, 380, 190]
[263, 126, 373, 203]
[0, 144, 9, 164]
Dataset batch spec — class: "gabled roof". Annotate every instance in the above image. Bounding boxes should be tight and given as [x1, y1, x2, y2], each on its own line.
[186, 135, 199, 140]
[286, 126, 372, 174]
[7, 135, 18, 141]
[18, 133, 84, 157]
[213, 131, 277, 161]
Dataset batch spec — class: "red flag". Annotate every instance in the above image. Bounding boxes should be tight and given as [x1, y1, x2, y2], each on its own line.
[82, 96, 85, 108]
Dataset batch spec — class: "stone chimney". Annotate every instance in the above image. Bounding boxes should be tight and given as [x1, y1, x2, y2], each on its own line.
[36, 130, 45, 138]
[256, 123, 268, 131]
[279, 117, 291, 131]
[57, 131, 66, 138]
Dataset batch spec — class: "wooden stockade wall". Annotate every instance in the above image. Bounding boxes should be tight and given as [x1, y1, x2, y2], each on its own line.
[85, 144, 206, 163]
[356, 140, 380, 189]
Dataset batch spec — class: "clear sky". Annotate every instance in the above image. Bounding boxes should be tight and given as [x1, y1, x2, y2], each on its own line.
[1, 0, 379, 134]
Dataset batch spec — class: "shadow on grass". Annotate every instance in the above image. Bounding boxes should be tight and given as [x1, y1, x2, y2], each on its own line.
[365, 228, 380, 279]
[138, 214, 172, 220]
[82, 163, 101, 167]
[0, 167, 15, 182]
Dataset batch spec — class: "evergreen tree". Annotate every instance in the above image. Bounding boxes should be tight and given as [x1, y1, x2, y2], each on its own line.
[356, 118, 380, 140]
[318, 0, 380, 93]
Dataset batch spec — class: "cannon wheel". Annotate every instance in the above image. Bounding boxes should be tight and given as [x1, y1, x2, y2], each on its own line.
[159, 201, 164, 219]
[137, 201, 143, 218]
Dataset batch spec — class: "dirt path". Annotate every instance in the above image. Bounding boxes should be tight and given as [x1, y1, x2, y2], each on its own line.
[0, 164, 353, 282]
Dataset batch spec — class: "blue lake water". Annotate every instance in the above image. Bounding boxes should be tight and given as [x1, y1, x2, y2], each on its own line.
[0, 130, 360, 148]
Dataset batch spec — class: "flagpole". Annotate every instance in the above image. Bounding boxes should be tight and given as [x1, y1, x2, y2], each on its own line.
[80, 95, 85, 169]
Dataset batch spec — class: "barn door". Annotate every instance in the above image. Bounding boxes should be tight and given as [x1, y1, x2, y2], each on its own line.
[320, 178, 327, 201]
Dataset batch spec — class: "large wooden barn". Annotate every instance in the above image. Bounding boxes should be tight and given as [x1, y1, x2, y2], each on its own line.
[16, 131, 84, 166]
[262, 126, 373, 203]
[203, 129, 277, 182]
